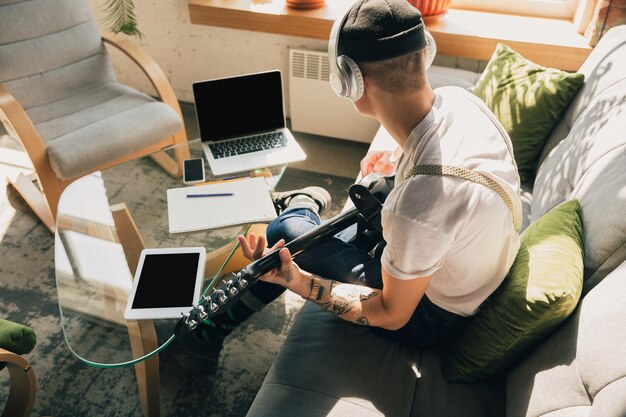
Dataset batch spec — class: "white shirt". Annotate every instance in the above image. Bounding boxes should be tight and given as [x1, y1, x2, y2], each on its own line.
[380, 86, 521, 316]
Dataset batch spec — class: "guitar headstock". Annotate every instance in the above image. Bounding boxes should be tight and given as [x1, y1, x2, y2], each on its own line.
[180, 271, 252, 331]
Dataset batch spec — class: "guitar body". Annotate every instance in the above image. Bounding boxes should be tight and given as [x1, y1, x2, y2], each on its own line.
[176, 173, 395, 335]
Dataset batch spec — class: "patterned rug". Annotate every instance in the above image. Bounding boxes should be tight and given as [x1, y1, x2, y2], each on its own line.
[0, 152, 355, 417]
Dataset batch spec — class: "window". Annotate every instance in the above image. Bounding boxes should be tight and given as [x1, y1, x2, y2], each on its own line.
[451, 0, 579, 19]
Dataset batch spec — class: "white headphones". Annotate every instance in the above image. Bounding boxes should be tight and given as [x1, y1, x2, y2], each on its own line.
[328, 10, 437, 102]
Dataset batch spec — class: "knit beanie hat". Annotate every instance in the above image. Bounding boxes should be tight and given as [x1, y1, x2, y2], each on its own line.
[339, 0, 427, 62]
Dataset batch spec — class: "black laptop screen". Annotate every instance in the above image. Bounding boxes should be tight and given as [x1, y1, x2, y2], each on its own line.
[193, 70, 286, 142]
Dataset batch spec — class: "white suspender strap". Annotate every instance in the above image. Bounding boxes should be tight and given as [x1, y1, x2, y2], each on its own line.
[407, 165, 521, 233]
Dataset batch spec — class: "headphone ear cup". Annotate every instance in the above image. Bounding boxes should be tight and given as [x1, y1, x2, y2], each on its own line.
[424, 30, 437, 69]
[337, 55, 364, 102]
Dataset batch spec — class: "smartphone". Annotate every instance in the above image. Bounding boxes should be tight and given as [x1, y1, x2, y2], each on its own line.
[183, 158, 205, 184]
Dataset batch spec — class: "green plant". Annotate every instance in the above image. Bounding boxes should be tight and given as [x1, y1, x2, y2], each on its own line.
[102, 0, 142, 37]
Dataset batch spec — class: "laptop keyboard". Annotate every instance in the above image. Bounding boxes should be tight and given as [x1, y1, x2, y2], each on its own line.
[209, 132, 288, 159]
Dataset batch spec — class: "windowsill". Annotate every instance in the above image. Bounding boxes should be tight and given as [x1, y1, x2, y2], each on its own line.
[188, 0, 592, 71]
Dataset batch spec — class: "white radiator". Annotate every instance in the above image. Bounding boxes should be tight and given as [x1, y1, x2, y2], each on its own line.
[288, 48, 380, 143]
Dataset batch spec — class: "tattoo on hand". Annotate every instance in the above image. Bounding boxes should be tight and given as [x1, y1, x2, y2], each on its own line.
[284, 267, 293, 283]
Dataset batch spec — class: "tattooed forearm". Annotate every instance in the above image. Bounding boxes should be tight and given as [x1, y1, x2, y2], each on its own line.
[315, 278, 380, 326]
[359, 292, 378, 302]
[320, 299, 352, 316]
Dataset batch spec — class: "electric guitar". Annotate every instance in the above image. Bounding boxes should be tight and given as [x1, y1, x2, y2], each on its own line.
[175, 173, 395, 337]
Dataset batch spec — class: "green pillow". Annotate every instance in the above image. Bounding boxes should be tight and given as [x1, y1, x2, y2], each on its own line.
[0, 318, 37, 355]
[442, 199, 584, 382]
[472, 44, 584, 183]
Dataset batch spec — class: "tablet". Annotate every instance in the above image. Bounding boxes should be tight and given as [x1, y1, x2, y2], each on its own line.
[124, 247, 206, 320]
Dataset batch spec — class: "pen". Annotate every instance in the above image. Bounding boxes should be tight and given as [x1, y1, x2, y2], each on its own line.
[186, 193, 234, 198]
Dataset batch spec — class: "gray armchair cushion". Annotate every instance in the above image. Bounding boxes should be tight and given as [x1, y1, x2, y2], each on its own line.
[0, 0, 183, 180]
[506, 260, 626, 417]
[27, 82, 182, 179]
[0, 0, 115, 110]
[34, 82, 182, 180]
[0, 0, 93, 44]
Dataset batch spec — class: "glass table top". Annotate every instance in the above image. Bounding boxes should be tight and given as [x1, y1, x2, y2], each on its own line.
[54, 138, 286, 368]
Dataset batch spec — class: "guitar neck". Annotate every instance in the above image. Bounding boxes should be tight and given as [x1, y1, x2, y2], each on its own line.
[177, 173, 394, 334]
[242, 206, 360, 278]
[177, 206, 361, 333]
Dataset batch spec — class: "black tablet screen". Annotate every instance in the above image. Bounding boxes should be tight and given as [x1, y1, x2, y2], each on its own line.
[131, 253, 200, 309]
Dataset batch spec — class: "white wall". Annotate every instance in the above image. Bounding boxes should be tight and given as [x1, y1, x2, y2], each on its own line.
[88, 0, 484, 116]
[89, 0, 328, 113]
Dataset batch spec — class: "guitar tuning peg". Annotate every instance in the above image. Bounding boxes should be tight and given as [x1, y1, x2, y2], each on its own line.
[183, 313, 198, 331]
[237, 276, 248, 289]
[226, 280, 239, 297]
[214, 289, 228, 305]
[187, 318, 199, 330]
[208, 298, 219, 313]
[196, 305, 208, 320]
[233, 272, 248, 288]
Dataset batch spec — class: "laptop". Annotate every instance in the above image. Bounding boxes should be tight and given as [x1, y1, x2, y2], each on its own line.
[193, 70, 307, 176]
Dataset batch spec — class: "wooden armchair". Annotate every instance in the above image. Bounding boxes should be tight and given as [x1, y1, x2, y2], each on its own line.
[0, 317, 37, 417]
[0, 348, 36, 417]
[0, 0, 189, 232]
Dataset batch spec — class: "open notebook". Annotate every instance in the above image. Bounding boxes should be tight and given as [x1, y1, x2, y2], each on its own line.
[166, 177, 277, 234]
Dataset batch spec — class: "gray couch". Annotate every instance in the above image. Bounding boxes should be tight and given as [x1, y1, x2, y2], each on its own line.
[246, 25, 626, 417]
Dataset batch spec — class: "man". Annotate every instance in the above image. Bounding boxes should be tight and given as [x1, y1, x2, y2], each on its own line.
[174, 0, 521, 371]
[238, 0, 521, 345]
